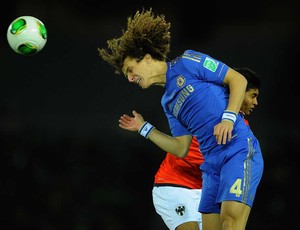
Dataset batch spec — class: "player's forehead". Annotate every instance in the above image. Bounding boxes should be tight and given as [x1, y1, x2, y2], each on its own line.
[247, 88, 259, 94]
[122, 57, 138, 74]
[246, 88, 259, 98]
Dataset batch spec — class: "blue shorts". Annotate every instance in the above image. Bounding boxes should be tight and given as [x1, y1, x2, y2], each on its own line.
[198, 136, 264, 214]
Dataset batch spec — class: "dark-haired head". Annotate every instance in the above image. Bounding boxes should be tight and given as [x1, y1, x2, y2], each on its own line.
[234, 67, 261, 91]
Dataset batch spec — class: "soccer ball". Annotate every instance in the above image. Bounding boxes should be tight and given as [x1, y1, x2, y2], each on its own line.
[7, 16, 47, 55]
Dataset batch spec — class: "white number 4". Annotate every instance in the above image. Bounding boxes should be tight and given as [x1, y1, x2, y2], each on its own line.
[230, 178, 243, 197]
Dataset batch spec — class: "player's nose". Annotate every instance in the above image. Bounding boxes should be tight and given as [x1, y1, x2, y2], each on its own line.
[127, 74, 135, 83]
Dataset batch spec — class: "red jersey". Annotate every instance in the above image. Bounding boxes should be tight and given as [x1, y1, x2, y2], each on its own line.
[154, 136, 204, 189]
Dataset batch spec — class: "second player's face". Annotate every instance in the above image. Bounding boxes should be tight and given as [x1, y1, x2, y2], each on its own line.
[240, 88, 259, 115]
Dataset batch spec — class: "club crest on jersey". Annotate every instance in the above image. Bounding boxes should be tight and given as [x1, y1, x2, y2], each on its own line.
[203, 57, 219, 72]
[176, 75, 185, 87]
[175, 205, 185, 216]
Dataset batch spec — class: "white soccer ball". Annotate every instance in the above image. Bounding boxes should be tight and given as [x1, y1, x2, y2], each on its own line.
[7, 16, 47, 55]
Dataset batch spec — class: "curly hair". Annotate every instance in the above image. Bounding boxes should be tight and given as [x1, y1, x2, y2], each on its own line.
[98, 8, 171, 74]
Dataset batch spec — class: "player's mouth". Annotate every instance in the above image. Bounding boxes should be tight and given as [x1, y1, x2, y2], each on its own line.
[136, 78, 141, 85]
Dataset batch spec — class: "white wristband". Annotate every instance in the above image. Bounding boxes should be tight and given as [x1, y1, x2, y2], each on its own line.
[138, 122, 155, 139]
[222, 110, 237, 123]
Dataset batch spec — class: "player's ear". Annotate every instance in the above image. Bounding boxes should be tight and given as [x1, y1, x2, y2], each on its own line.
[144, 53, 152, 63]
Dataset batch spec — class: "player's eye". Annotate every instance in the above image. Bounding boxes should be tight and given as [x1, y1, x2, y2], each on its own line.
[124, 67, 133, 78]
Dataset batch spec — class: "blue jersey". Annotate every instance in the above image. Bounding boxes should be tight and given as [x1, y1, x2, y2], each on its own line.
[161, 50, 264, 212]
[161, 50, 253, 156]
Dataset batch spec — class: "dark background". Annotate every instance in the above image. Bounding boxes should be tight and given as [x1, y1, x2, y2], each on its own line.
[1, 0, 299, 229]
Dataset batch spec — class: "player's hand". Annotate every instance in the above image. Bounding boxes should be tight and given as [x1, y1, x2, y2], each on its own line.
[119, 110, 145, 132]
[213, 120, 234, 144]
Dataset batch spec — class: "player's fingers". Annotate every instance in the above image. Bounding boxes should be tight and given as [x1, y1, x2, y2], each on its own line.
[119, 116, 127, 123]
[119, 119, 127, 126]
[222, 130, 228, 144]
[132, 110, 139, 116]
[120, 114, 132, 122]
[119, 123, 127, 129]
[216, 131, 223, 145]
[216, 126, 229, 145]
[214, 125, 222, 144]
[227, 129, 232, 142]
[121, 114, 130, 119]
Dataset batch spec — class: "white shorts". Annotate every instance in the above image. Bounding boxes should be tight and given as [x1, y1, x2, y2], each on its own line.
[152, 186, 202, 230]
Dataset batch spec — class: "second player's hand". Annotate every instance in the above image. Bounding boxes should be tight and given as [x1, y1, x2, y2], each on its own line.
[213, 120, 234, 144]
[119, 110, 145, 132]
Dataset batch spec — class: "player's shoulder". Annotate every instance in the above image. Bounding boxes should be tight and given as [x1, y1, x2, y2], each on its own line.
[177, 50, 207, 74]
[180, 50, 211, 68]
[182, 49, 205, 61]
[171, 50, 205, 62]
[169, 50, 208, 72]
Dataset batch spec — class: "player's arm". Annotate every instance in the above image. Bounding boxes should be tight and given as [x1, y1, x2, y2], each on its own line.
[214, 68, 247, 145]
[119, 110, 192, 158]
[223, 68, 247, 114]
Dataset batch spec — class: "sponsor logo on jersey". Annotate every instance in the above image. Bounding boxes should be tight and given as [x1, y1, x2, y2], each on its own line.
[203, 57, 219, 72]
[173, 84, 194, 118]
